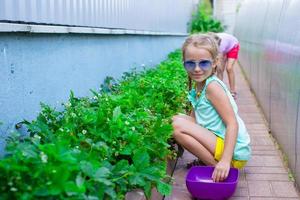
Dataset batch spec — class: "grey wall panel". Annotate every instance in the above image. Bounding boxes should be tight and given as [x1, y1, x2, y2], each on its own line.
[270, 0, 298, 172]
[0, 0, 195, 33]
[235, 0, 251, 77]
[0, 33, 186, 155]
[235, 0, 300, 186]
[252, 0, 268, 120]
[296, 87, 300, 186]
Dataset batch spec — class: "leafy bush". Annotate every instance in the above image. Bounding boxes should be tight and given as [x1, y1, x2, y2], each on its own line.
[0, 50, 188, 200]
[189, 0, 224, 33]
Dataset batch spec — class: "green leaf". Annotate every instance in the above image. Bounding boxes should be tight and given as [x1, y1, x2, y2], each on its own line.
[94, 167, 111, 178]
[19, 143, 38, 159]
[112, 106, 122, 120]
[119, 145, 133, 155]
[157, 181, 172, 196]
[76, 173, 85, 187]
[34, 186, 50, 196]
[105, 187, 117, 199]
[48, 185, 63, 195]
[80, 161, 95, 177]
[94, 177, 113, 186]
[140, 166, 161, 181]
[133, 149, 150, 170]
[129, 173, 145, 186]
[112, 160, 129, 174]
[64, 181, 86, 196]
[58, 151, 77, 164]
[143, 182, 152, 199]
[86, 195, 100, 200]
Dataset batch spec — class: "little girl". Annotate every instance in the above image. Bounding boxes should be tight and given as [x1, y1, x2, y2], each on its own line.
[210, 32, 240, 99]
[172, 34, 250, 182]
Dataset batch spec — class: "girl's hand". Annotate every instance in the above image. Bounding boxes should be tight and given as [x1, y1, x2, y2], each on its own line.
[212, 160, 231, 182]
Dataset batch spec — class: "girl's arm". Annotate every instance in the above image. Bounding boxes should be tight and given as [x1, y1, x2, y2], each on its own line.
[206, 81, 238, 182]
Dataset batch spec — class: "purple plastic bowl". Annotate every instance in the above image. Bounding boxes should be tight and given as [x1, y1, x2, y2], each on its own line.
[186, 166, 239, 200]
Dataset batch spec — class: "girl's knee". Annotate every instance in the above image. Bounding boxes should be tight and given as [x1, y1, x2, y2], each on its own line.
[226, 65, 234, 72]
[172, 115, 188, 130]
[172, 130, 179, 138]
[173, 130, 184, 143]
[226, 60, 236, 72]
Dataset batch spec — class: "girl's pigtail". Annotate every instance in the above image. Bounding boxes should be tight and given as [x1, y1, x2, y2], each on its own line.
[186, 76, 192, 114]
[188, 76, 192, 91]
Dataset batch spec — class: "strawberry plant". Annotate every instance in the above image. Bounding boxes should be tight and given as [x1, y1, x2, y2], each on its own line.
[0, 50, 188, 199]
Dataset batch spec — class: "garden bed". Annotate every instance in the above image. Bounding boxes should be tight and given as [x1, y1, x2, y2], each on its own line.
[0, 50, 186, 199]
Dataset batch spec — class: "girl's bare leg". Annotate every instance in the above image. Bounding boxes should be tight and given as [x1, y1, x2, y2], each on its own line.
[174, 132, 217, 165]
[172, 115, 218, 165]
[226, 58, 237, 93]
[216, 56, 226, 80]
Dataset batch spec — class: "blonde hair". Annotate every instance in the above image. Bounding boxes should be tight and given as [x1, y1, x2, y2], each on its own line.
[182, 33, 219, 61]
[182, 34, 219, 91]
[207, 32, 221, 46]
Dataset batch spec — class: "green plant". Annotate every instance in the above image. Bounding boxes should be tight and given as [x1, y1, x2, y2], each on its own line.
[189, 0, 224, 33]
[0, 50, 188, 199]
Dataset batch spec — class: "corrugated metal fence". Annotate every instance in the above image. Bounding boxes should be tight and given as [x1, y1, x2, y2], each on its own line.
[0, 0, 195, 33]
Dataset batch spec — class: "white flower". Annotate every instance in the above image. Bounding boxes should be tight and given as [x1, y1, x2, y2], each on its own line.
[33, 134, 41, 140]
[65, 102, 71, 107]
[40, 152, 48, 163]
[131, 127, 136, 131]
[125, 121, 130, 125]
[82, 130, 87, 135]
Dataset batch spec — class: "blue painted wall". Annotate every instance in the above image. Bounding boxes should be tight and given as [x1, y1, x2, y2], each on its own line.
[0, 33, 186, 154]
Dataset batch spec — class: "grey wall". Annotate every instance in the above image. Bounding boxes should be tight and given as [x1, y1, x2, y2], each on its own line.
[235, 0, 300, 186]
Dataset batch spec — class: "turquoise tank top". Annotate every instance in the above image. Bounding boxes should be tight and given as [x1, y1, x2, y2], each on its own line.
[188, 75, 251, 161]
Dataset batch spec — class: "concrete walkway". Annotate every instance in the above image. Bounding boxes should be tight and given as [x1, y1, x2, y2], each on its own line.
[165, 64, 300, 200]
